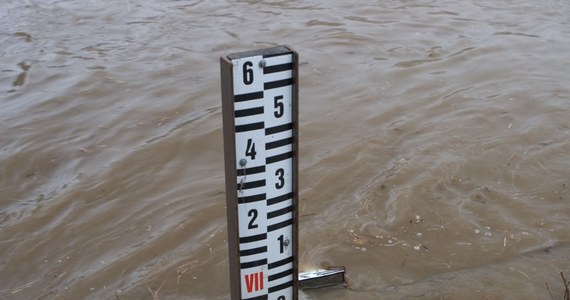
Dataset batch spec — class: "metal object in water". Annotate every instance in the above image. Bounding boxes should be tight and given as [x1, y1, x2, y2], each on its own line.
[299, 266, 347, 289]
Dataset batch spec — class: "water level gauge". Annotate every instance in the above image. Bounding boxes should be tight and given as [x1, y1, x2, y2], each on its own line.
[220, 45, 299, 300]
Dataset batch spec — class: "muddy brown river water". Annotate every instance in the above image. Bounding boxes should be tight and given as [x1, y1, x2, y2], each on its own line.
[1, 0, 570, 299]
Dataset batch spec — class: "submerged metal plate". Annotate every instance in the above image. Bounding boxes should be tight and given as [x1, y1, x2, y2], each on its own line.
[298, 266, 347, 289]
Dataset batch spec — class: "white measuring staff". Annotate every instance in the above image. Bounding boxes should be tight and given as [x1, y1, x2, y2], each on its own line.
[221, 46, 299, 300]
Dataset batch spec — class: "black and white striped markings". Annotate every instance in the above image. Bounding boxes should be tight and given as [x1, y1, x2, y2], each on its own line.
[222, 46, 298, 300]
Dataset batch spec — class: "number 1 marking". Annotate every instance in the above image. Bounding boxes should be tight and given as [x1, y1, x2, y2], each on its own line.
[277, 235, 285, 253]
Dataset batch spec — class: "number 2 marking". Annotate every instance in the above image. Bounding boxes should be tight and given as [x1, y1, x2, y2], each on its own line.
[248, 209, 258, 229]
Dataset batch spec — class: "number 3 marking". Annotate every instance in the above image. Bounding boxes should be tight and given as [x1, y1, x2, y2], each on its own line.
[275, 168, 285, 189]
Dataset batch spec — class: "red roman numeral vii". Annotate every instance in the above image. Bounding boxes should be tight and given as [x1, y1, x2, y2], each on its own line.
[244, 271, 264, 293]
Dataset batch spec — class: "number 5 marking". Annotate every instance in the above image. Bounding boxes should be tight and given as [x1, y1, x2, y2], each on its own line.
[274, 95, 284, 118]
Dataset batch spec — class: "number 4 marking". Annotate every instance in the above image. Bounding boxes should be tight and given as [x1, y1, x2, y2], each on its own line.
[245, 138, 257, 160]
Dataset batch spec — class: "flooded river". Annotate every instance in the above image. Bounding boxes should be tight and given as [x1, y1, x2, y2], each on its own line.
[1, 0, 570, 299]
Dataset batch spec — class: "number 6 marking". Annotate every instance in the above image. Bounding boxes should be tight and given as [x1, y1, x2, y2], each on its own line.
[243, 61, 254, 85]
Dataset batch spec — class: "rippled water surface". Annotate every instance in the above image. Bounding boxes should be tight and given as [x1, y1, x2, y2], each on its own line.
[1, 0, 570, 299]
